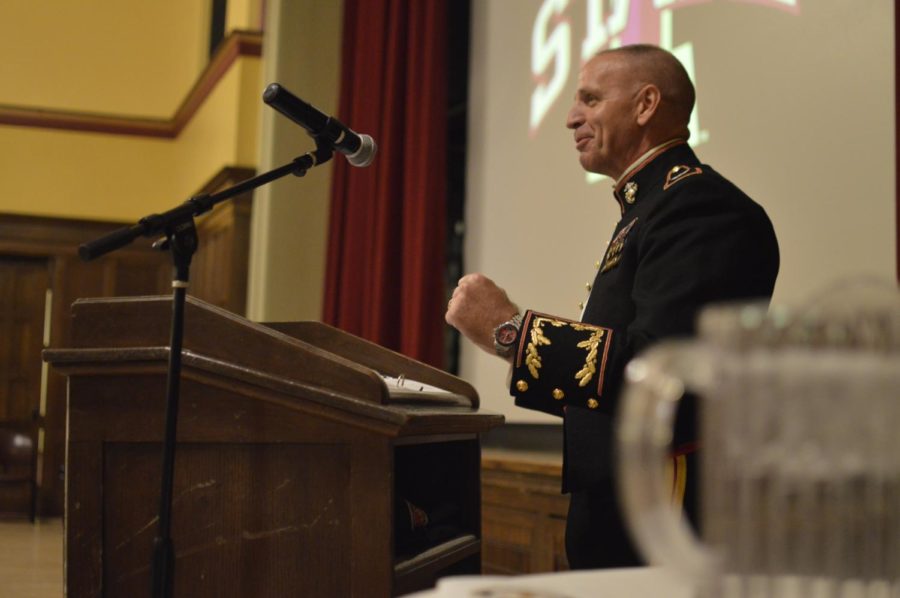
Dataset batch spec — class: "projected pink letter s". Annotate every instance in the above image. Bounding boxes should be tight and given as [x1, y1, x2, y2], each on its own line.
[530, 0, 571, 134]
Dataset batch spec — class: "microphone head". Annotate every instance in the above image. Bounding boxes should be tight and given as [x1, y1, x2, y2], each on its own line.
[346, 134, 377, 167]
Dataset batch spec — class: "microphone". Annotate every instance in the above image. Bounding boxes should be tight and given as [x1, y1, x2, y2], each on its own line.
[262, 83, 377, 167]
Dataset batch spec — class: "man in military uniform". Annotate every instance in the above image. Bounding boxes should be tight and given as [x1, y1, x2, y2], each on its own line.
[445, 44, 779, 569]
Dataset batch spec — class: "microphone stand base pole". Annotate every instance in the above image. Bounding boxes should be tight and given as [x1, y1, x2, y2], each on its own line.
[150, 218, 197, 598]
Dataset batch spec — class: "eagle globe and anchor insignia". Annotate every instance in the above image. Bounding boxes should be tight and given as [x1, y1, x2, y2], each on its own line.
[623, 181, 638, 204]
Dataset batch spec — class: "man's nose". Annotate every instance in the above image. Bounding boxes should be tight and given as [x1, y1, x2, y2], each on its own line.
[566, 104, 583, 130]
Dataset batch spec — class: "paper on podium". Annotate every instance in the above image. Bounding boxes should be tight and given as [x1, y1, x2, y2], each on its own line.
[381, 374, 468, 402]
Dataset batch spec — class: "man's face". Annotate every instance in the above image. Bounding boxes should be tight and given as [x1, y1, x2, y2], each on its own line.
[566, 54, 641, 179]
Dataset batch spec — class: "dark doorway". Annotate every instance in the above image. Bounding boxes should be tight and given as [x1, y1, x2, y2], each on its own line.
[0, 257, 49, 422]
[0, 256, 49, 517]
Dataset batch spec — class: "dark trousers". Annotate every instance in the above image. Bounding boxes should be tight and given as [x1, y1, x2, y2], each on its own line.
[564, 451, 697, 570]
[565, 487, 643, 570]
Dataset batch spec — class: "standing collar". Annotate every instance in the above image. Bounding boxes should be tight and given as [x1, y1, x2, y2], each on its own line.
[614, 138, 685, 188]
[611, 139, 699, 215]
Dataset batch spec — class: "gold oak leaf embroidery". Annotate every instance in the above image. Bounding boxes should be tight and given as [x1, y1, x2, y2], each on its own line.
[572, 325, 605, 387]
[526, 317, 565, 379]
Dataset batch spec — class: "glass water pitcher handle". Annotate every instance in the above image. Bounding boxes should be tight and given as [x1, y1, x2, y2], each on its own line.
[616, 340, 716, 585]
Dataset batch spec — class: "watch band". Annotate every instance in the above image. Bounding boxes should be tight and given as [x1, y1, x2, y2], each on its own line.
[493, 313, 523, 358]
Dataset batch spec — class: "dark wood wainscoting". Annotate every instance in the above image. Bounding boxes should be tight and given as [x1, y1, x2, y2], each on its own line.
[481, 450, 570, 574]
[192, 166, 254, 315]
[0, 214, 169, 516]
[0, 257, 50, 422]
[0, 168, 253, 516]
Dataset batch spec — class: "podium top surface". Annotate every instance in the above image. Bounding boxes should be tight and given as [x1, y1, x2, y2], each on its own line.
[45, 295, 504, 436]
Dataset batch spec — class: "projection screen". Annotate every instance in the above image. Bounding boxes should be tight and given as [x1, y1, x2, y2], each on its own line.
[463, 0, 895, 422]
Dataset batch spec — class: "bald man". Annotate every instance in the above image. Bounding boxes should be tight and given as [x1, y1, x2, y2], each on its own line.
[446, 44, 779, 569]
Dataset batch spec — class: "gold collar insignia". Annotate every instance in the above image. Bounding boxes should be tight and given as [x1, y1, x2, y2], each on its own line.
[623, 181, 638, 204]
[663, 165, 702, 190]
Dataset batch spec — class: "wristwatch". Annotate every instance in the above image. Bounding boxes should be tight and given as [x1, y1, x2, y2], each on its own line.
[492, 313, 523, 358]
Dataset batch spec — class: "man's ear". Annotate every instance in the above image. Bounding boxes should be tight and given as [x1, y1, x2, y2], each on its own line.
[634, 84, 661, 126]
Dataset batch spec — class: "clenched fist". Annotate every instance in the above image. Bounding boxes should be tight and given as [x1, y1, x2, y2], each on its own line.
[445, 273, 519, 358]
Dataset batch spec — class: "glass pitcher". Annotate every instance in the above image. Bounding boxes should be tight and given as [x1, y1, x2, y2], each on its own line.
[617, 289, 900, 598]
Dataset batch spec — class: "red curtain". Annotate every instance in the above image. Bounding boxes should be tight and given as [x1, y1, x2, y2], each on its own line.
[323, 0, 448, 368]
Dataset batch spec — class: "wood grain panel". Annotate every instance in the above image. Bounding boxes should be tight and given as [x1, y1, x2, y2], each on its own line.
[192, 167, 254, 315]
[1, 214, 168, 516]
[0, 169, 253, 516]
[480, 450, 570, 574]
[49, 297, 502, 596]
[102, 443, 350, 598]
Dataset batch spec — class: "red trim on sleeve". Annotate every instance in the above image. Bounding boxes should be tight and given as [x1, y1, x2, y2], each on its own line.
[515, 310, 535, 367]
[595, 328, 613, 398]
[672, 442, 699, 457]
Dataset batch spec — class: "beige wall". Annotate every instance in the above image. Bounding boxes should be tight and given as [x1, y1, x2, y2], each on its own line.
[227, 0, 265, 32]
[0, 0, 264, 222]
[0, 1, 209, 117]
[0, 0, 339, 323]
[0, 59, 261, 223]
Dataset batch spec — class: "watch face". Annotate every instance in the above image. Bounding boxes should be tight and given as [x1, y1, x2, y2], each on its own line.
[497, 323, 518, 345]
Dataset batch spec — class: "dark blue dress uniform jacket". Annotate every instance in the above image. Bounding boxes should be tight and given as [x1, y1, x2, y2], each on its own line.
[508, 141, 779, 493]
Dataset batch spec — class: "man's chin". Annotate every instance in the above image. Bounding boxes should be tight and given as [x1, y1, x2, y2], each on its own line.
[578, 155, 607, 176]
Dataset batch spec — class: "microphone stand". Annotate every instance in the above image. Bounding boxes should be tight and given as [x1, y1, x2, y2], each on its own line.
[79, 140, 334, 598]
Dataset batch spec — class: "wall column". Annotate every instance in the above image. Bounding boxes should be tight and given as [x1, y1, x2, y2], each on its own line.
[247, 0, 343, 322]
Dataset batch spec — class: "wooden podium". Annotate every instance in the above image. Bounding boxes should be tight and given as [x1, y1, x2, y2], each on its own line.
[44, 296, 503, 597]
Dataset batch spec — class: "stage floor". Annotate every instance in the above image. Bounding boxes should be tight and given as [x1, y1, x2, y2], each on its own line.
[0, 517, 62, 598]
